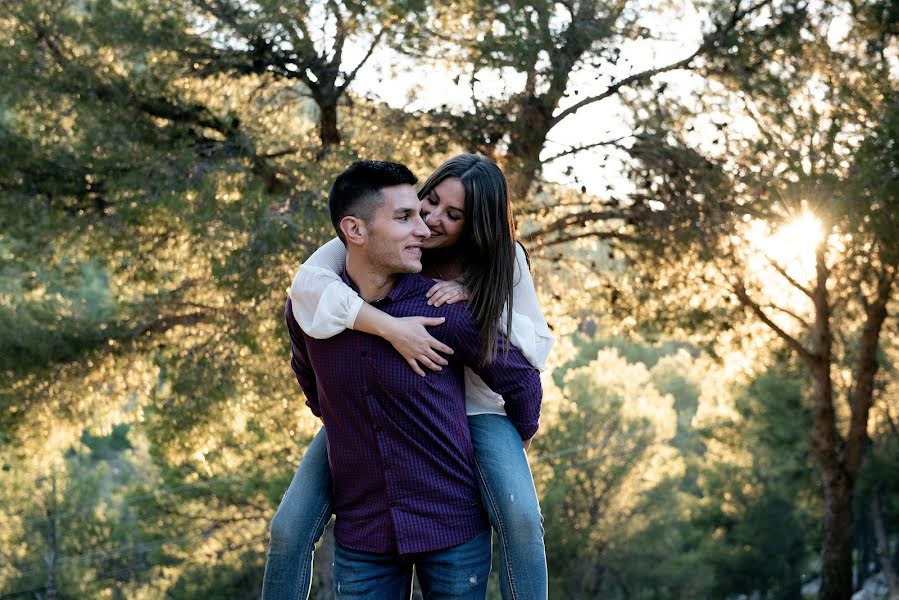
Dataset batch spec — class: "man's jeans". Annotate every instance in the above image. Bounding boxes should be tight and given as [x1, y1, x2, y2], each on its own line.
[333, 530, 491, 599]
[261, 415, 546, 600]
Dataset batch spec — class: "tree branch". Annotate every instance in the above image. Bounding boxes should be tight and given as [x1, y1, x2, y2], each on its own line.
[327, 0, 346, 69]
[765, 255, 816, 299]
[520, 208, 631, 244]
[550, 0, 775, 127]
[260, 147, 300, 159]
[338, 26, 385, 94]
[528, 230, 637, 249]
[542, 136, 630, 163]
[764, 302, 812, 330]
[845, 264, 896, 475]
[732, 279, 817, 364]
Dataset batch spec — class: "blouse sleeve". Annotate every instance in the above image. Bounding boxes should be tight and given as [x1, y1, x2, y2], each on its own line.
[503, 242, 555, 371]
[288, 237, 364, 339]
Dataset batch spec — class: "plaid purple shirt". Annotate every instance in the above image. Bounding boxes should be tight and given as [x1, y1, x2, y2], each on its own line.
[285, 271, 542, 555]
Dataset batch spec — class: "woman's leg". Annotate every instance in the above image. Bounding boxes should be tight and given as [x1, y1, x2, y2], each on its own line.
[468, 414, 547, 600]
[261, 427, 333, 600]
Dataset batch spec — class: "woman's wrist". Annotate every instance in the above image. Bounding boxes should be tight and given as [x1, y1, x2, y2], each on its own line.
[353, 303, 398, 341]
[377, 313, 404, 345]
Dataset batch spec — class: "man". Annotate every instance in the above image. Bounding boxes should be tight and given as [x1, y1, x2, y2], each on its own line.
[286, 160, 542, 598]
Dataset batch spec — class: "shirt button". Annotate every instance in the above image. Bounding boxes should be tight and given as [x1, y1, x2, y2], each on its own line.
[374, 425, 382, 432]
[389, 501, 397, 508]
[361, 351, 367, 357]
[384, 463, 391, 470]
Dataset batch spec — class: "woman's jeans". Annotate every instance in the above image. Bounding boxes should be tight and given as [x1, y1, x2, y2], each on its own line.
[261, 428, 332, 599]
[260, 414, 547, 600]
[467, 414, 547, 600]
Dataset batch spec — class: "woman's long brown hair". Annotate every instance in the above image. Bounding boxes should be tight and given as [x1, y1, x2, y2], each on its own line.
[418, 154, 517, 365]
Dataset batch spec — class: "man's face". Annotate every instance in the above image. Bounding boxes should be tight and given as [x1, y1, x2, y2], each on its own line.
[365, 184, 431, 274]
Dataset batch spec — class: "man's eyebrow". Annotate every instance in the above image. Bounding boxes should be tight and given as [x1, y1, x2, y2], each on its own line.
[394, 207, 415, 215]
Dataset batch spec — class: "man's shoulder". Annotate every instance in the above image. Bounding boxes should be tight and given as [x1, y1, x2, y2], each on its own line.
[284, 297, 308, 341]
[389, 274, 475, 329]
[394, 273, 441, 302]
[402, 272, 436, 293]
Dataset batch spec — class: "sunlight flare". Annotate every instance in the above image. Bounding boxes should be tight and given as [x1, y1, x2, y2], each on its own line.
[744, 212, 824, 283]
[735, 211, 826, 328]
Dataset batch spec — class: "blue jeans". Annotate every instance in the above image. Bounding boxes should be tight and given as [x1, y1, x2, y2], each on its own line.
[333, 530, 491, 599]
[261, 428, 332, 600]
[261, 416, 547, 600]
[467, 414, 547, 600]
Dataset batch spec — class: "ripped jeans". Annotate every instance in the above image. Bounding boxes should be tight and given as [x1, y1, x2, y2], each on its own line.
[260, 414, 547, 600]
[333, 529, 491, 599]
[467, 414, 547, 600]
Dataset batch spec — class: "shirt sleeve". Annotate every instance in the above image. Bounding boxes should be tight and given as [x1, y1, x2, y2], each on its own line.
[284, 298, 321, 417]
[450, 307, 543, 440]
[289, 237, 364, 339]
[504, 242, 555, 371]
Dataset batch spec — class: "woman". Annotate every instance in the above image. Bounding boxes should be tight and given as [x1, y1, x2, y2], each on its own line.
[262, 154, 554, 600]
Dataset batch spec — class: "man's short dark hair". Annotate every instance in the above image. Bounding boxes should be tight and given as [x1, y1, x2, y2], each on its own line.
[329, 161, 418, 243]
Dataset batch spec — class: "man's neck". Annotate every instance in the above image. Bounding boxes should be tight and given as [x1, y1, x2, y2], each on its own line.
[345, 253, 398, 302]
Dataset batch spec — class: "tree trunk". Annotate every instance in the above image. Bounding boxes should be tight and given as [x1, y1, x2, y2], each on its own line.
[871, 492, 899, 599]
[819, 475, 855, 600]
[781, 521, 806, 600]
[807, 246, 855, 600]
[502, 108, 544, 201]
[857, 501, 873, 591]
[318, 99, 341, 152]
[782, 560, 804, 600]
[504, 102, 554, 202]
[44, 473, 59, 600]
[893, 539, 899, 581]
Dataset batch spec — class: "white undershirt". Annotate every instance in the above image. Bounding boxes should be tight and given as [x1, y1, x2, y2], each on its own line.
[289, 237, 554, 416]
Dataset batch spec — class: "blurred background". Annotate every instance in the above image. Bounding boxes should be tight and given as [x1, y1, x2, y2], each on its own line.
[1, 0, 897, 598]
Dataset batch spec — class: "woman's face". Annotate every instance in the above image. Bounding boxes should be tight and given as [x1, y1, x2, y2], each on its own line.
[420, 177, 466, 250]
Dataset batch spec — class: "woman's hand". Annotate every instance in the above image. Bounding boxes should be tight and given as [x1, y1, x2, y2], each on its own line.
[426, 280, 470, 307]
[383, 316, 455, 377]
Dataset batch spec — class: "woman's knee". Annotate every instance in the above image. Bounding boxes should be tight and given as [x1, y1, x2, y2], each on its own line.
[496, 496, 544, 543]
[268, 506, 298, 547]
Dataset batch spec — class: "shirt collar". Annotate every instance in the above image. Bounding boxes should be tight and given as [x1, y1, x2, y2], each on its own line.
[339, 269, 418, 304]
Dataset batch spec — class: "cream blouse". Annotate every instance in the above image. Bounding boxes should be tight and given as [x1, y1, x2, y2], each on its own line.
[289, 237, 554, 416]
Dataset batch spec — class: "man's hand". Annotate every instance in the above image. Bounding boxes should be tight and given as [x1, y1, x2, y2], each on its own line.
[384, 315, 454, 377]
[426, 280, 470, 307]
[522, 438, 532, 452]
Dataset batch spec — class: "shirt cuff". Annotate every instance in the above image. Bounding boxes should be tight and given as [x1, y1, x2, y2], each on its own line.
[511, 419, 540, 441]
[343, 296, 364, 330]
[305, 398, 322, 418]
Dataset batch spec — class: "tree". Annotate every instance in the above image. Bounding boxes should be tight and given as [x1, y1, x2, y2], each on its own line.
[408, 0, 788, 206]
[180, 0, 410, 152]
[557, 2, 898, 595]
[535, 348, 682, 598]
[694, 362, 818, 599]
[0, 1, 445, 595]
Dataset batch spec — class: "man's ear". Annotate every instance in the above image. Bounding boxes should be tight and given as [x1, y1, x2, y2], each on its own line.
[339, 216, 366, 247]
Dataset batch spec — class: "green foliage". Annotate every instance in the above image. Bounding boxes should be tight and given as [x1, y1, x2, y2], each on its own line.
[536, 345, 688, 598]
[694, 364, 819, 599]
[2, 0, 896, 597]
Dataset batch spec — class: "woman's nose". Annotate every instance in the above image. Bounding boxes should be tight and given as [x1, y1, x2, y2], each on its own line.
[424, 211, 437, 225]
